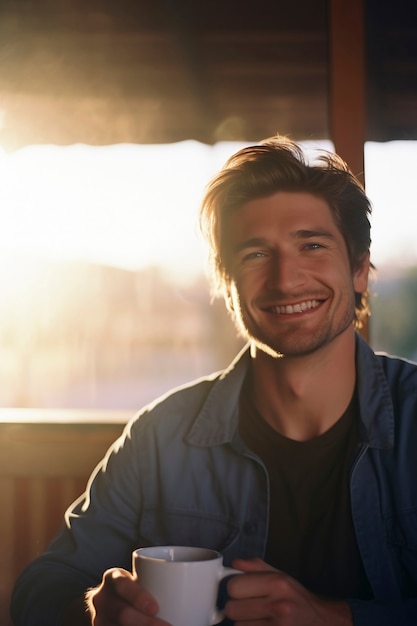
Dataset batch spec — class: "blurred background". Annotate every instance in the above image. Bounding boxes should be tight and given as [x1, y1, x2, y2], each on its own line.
[0, 0, 416, 410]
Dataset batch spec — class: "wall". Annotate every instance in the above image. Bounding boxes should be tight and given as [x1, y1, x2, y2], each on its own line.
[0, 411, 128, 626]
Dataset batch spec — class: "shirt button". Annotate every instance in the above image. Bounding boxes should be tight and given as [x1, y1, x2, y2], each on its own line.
[243, 522, 257, 535]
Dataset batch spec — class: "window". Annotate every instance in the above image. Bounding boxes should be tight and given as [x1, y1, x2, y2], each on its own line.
[0, 140, 416, 409]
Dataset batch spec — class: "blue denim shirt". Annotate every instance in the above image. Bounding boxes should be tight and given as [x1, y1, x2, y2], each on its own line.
[11, 335, 417, 625]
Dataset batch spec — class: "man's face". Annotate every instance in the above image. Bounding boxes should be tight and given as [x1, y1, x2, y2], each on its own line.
[225, 191, 369, 358]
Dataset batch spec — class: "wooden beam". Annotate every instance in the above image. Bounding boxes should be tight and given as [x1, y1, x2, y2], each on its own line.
[328, 0, 366, 184]
[328, 0, 369, 340]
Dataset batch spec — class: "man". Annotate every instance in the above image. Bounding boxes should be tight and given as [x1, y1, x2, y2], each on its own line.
[11, 136, 417, 625]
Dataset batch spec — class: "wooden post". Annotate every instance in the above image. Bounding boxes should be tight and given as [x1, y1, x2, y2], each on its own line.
[328, 0, 369, 340]
[328, 0, 366, 183]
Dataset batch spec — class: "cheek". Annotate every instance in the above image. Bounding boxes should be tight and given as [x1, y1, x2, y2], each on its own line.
[322, 258, 354, 286]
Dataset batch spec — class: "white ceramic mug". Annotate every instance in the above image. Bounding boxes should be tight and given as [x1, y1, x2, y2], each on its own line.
[132, 545, 241, 626]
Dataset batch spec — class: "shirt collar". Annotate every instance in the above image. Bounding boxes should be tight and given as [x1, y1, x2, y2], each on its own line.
[187, 334, 395, 450]
[186, 344, 250, 447]
[355, 333, 395, 449]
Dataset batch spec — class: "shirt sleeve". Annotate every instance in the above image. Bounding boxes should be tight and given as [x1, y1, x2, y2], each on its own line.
[10, 415, 147, 626]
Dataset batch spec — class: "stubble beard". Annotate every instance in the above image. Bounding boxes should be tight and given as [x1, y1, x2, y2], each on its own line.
[234, 298, 356, 359]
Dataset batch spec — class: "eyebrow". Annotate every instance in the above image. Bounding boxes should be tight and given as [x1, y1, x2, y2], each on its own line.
[294, 229, 336, 240]
[233, 237, 268, 254]
[233, 229, 336, 254]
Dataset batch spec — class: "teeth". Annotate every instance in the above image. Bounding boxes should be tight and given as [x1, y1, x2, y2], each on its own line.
[273, 300, 320, 314]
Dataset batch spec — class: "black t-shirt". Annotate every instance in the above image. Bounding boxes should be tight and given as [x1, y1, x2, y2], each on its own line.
[239, 380, 373, 600]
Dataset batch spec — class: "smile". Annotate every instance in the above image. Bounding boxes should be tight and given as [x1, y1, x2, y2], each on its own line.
[268, 299, 322, 315]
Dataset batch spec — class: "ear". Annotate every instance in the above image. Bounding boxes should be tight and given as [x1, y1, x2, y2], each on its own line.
[353, 251, 370, 294]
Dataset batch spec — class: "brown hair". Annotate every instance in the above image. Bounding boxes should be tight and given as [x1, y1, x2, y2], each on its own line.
[199, 135, 372, 328]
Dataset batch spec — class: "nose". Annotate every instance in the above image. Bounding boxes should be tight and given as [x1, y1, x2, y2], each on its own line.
[266, 251, 306, 293]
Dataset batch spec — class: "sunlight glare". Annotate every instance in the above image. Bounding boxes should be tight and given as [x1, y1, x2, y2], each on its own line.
[365, 141, 417, 269]
[0, 139, 416, 288]
[0, 141, 223, 285]
[0, 139, 416, 410]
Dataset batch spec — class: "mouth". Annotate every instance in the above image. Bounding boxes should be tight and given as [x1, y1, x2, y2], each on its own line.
[264, 299, 323, 315]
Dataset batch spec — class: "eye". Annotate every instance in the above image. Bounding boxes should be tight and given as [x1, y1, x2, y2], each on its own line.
[242, 250, 267, 262]
[304, 242, 324, 250]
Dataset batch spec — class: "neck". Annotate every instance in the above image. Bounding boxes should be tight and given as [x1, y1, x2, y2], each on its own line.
[249, 330, 357, 441]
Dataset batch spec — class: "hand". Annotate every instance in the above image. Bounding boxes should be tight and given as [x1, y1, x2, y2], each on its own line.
[225, 558, 353, 626]
[86, 567, 170, 626]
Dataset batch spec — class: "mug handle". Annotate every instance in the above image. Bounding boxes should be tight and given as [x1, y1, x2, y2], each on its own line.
[211, 567, 243, 625]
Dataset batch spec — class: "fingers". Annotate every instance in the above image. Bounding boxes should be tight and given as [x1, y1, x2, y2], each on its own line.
[227, 558, 280, 601]
[226, 565, 309, 623]
[225, 568, 350, 626]
[228, 569, 285, 601]
[225, 596, 280, 623]
[107, 569, 159, 615]
[231, 557, 277, 574]
[88, 567, 161, 626]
